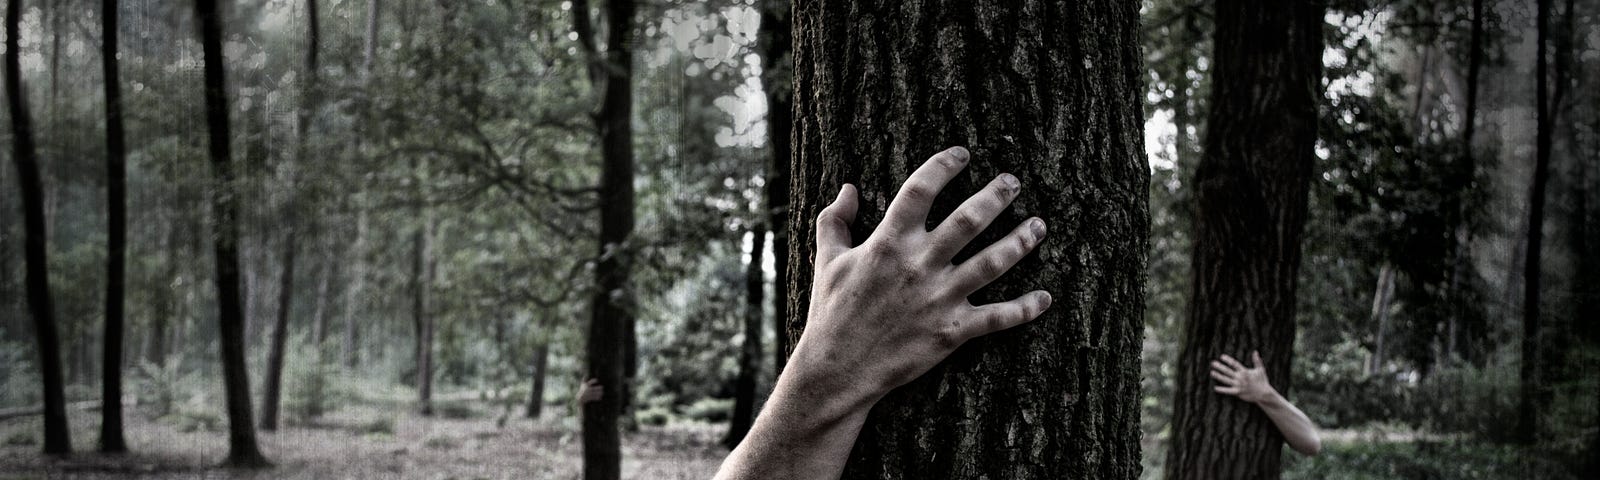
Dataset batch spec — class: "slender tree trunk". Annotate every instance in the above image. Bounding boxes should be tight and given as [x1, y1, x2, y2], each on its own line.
[788, 1, 1147, 477]
[758, 0, 792, 378]
[724, 225, 765, 449]
[261, 0, 320, 431]
[312, 254, 332, 347]
[573, 0, 637, 477]
[260, 227, 296, 431]
[342, 206, 368, 369]
[99, 0, 130, 454]
[196, 0, 272, 467]
[1518, 0, 1554, 446]
[1164, 1, 1323, 479]
[412, 216, 436, 416]
[1367, 264, 1395, 375]
[1445, 0, 1486, 366]
[7, 0, 72, 456]
[527, 339, 549, 418]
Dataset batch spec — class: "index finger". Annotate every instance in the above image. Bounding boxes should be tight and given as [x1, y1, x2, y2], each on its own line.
[1220, 354, 1246, 372]
[882, 147, 970, 233]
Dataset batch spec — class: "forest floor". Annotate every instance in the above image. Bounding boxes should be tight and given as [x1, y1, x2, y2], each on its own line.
[0, 402, 727, 479]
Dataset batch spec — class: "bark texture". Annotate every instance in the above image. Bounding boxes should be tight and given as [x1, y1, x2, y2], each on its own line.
[100, 0, 130, 454]
[7, 0, 72, 456]
[1164, 1, 1323, 479]
[196, 0, 272, 467]
[788, 1, 1148, 477]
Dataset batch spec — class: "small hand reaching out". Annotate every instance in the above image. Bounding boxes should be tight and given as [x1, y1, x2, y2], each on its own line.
[576, 378, 603, 405]
[1210, 351, 1274, 404]
[1208, 350, 1322, 456]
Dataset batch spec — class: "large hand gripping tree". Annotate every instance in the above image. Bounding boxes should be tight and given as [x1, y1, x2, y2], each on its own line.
[785, 0, 1149, 477]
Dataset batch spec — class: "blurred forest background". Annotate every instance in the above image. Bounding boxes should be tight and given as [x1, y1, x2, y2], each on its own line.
[0, 0, 1596, 478]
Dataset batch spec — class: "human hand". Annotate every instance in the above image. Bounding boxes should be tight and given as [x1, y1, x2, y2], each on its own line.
[576, 378, 603, 405]
[1210, 351, 1276, 404]
[787, 146, 1053, 404]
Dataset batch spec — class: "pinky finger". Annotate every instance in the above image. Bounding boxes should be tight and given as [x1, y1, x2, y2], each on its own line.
[1214, 386, 1241, 395]
[959, 290, 1054, 340]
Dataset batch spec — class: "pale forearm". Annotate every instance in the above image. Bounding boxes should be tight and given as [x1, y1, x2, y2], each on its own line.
[1255, 390, 1321, 456]
[714, 346, 877, 480]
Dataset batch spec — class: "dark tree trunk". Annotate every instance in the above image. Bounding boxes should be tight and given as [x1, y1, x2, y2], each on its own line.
[724, 225, 765, 449]
[573, 0, 636, 477]
[1164, 0, 1323, 479]
[1445, 0, 1485, 366]
[526, 339, 549, 419]
[1367, 264, 1395, 375]
[788, 1, 1147, 477]
[342, 207, 368, 369]
[1518, 0, 1554, 446]
[99, 0, 130, 454]
[7, 0, 72, 456]
[261, 0, 320, 431]
[758, 0, 792, 378]
[260, 229, 297, 431]
[412, 218, 436, 416]
[196, 0, 271, 467]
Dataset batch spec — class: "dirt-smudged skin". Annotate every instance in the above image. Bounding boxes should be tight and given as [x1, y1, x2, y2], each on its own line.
[787, 1, 1149, 478]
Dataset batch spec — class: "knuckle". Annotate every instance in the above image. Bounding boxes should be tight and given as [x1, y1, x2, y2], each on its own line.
[951, 211, 983, 235]
[934, 322, 964, 349]
[901, 182, 935, 203]
[933, 151, 962, 170]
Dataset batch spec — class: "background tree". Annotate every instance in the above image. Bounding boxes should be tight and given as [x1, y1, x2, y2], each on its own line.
[99, 0, 130, 454]
[196, 0, 271, 468]
[787, 0, 1148, 477]
[1164, 1, 1323, 479]
[7, 0, 71, 457]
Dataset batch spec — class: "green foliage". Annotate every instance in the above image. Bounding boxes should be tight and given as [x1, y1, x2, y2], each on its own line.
[356, 416, 396, 437]
[431, 401, 481, 420]
[680, 397, 735, 424]
[3, 428, 37, 447]
[0, 334, 39, 409]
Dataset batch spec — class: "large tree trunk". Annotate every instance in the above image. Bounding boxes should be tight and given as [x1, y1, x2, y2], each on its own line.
[724, 225, 765, 449]
[1164, 0, 1323, 479]
[196, 0, 272, 468]
[787, 1, 1147, 477]
[1518, 0, 1555, 446]
[99, 0, 130, 454]
[7, 0, 72, 456]
[573, 0, 637, 477]
[758, 0, 792, 378]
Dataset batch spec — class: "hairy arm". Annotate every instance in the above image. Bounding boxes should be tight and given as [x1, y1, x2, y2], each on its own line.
[714, 147, 1053, 480]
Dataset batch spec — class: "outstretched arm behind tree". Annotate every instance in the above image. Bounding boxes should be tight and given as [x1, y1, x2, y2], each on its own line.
[1210, 351, 1321, 456]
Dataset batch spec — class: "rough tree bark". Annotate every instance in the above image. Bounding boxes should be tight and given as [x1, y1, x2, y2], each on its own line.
[99, 0, 130, 454]
[261, 0, 320, 431]
[196, 0, 272, 467]
[724, 225, 765, 448]
[758, 0, 792, 378]
[787, 1, 1148, 477]
[1518, 0, 1554, 446]
[1163, 1, 1323, 479]
[7, 0, 72, 456]
[573, 0, 637, 477]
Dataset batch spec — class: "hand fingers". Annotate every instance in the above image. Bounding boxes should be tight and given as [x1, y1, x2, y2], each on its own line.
[1209, 365, 1237, 384]
[1251, 350, 1264, 369]
[929, 173, 1021, 263]
[882, 147, 969, 234]
[815, 184, 859, 269]
[1210, 360, 1237, 376]
[1220, 354, 1246, 372]
[950, 218, 1046, 295]
[955, 291, 1052, 342]
[1214, 386, 1241, 396]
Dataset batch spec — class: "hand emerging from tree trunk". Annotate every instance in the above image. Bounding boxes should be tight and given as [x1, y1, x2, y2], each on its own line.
[715, 146, 1053, 480]
[1210, 351, 1322, 456]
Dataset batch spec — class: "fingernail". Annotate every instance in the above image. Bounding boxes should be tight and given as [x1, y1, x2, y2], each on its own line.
[1000, 173, 1020, 193]
[1038, 291, 1053, 308]
[949, 146, 969, 163]
[1030, 218, 1047, 239]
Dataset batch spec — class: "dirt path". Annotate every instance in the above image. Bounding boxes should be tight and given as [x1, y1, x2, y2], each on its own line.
[0, 405, 726, 479]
